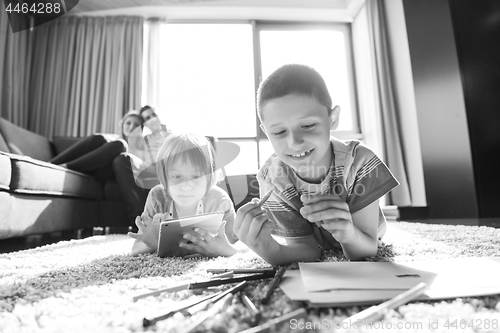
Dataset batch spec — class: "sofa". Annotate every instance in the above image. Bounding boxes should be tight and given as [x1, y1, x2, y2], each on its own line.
[0, 117, 259, 240]
[0, 117, 132, 240]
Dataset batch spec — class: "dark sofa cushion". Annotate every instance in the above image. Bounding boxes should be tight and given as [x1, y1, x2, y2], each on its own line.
[9, 154, 104, 200]
[0, 118, 54, 162]
[0, 193, 100, 238]
[0, 152, 11, 190]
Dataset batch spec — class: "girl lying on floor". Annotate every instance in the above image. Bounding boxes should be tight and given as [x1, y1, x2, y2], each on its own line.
[128, 132, 246, 257]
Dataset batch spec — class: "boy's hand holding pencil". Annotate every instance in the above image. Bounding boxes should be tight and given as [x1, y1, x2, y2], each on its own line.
[299, 193, 357, 243]
[233, 190, 280, 262]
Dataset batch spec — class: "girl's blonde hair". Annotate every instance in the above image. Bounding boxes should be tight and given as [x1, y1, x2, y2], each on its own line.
[119, 110, 144, 140]
[156, 133, 217, 193]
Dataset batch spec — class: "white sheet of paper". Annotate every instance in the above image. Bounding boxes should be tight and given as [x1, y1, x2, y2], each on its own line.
[299, 261, 438, 292]
[280, 270, 416, 306]
[282, 258, 500, 307]
[401, 257, 500, 292]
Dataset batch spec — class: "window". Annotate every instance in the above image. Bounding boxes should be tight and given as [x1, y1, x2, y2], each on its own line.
[144, 21, 359, 175]
[258, 24, 358, 133]
[154, 23, 256, 139]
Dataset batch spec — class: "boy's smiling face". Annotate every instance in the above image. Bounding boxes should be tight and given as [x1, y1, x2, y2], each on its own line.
[260, 94, 339, 183]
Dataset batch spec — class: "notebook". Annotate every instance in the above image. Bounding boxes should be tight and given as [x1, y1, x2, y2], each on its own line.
[280, 257, 500, 307]
[157, 211, 224, 257]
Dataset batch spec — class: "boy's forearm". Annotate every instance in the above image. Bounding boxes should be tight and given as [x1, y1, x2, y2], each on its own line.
[256, 236, 321, 266]
[340, 228, 378, 260]
[274, 243, 321, 265]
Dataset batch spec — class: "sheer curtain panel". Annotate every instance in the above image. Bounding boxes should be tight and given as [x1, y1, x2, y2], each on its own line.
[29, 16, 144, 138]
[366, 0, 412, 206]
[0, 8, 32, 127]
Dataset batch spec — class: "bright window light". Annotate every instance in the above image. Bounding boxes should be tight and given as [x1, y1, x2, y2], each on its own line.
[260, 28, 355, 131]
[221, 141, 259, 176]
[156, 23, 256, 138]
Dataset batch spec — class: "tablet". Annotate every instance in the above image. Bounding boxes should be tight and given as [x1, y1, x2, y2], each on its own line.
[157, 211, 224, 258]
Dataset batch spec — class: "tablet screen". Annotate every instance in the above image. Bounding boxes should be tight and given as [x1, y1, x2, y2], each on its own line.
[157, 211, 224, 258]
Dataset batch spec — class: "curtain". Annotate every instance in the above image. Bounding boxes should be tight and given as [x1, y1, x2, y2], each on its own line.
[29, 16, 144, 138]
[0, 7, 32, 127]
[142, 18, 164, 108]
[366, 0, 412, 206]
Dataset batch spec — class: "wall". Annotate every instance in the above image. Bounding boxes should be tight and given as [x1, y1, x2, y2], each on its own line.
[403, 0, 478, 218]
[449, 0, 500, 218]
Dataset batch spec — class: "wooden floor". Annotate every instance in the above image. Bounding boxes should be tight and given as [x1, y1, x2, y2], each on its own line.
[1, 219, 499, 254]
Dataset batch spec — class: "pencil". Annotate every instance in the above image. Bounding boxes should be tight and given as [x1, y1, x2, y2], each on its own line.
[132, 272, 271, 301]
[179, 294, 234, 333]
[343, 282, 428, 326]
[188, 272, 273, 289]
[241, 294, 261, 326]
[260, 266, 286, 305]
[207, 268, 275, 275]
[182, 281, 247, 317]
[210, 271, 234, 279]
[133, 283, 188, 301]
[258, 190, 273, 207]
[143, 291, 222, 327]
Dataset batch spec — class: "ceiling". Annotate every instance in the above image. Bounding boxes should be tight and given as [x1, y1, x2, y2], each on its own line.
[68, 0, 365, 22]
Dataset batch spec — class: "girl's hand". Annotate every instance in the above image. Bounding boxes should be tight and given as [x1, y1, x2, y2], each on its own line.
[127, 212, 162, 250]
[180, 222, 237, 257]
[299, 193, 356, 244]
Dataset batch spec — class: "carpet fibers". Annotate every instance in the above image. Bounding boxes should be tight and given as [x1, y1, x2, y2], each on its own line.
[1, 221, 500, 332]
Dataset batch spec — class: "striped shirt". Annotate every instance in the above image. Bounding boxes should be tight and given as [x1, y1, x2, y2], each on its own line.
[258, 138, 399, 249]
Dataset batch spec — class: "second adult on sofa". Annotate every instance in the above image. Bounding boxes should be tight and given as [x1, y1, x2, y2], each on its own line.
[113, 106, 169, 227]
[50, 111, 144, 182]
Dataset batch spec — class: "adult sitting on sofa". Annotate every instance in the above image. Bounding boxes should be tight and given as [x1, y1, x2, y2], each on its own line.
[113, 106, 169, 226]
[0, 117, 132, 240]
[49, 111, 143, 180]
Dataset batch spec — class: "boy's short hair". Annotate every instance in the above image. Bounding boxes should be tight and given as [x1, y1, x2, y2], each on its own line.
[156, 133, 217, 193]
[256, 64, 332, 121]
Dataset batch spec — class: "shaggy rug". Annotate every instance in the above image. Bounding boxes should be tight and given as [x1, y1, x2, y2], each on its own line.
[1, 221, 500, 333]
